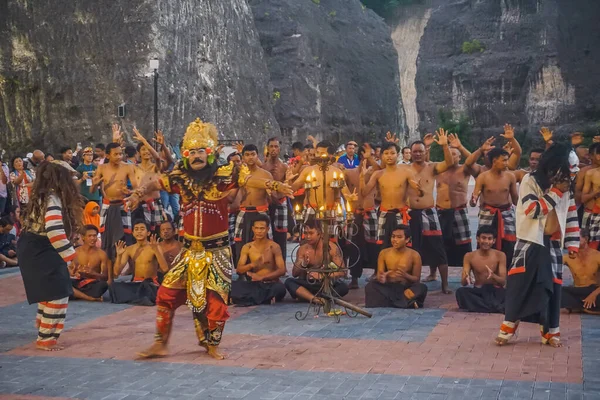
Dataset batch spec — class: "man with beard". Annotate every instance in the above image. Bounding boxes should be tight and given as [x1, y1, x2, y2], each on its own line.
[157, 220, 182, 269]
[233, 144, 274, 265]
[455, 226, 507, 313]
[407, 129, 456, 294]
[231, 215, 287, 306]
[365, 225, 427, 309]
[127, 119, 292, 360]
[470, 148, 518, 269]
[562, 229, 600, 314]
[496, 144, 579, 348]
[91, 143, 137, 261]
[70, 225, 110, 302]
[436, 134, 475, 268]
[263, 138, 289, 260]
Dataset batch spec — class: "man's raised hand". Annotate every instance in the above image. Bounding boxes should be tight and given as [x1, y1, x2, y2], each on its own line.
[481, 137, 495, 152]
[434, 129, 449, 146]
[385, 131, 399, 144]
[448, 133, 462, 149]
[500, 124, 515, 140]
[115, 241, 127, 256]
[540, 127, 553, 143]
[423, 133, 435, 147]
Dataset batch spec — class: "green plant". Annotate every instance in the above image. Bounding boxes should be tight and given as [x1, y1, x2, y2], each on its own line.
[360, 0, 423, 18]
[461, 39, 485, 54]
[272, 91, 281, 103]
[311, 0, 320, 5]
[328, 10, 337, 17]
[428, 110, 475, 162]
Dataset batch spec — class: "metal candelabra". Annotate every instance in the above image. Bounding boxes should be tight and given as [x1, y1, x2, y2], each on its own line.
[291, 154, 372, 323]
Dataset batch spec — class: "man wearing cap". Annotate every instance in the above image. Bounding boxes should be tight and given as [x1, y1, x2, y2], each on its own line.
[338, 141, 360, 169]
[76, 147, 101, 204]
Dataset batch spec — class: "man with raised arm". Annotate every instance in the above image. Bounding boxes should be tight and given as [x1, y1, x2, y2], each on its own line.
[463, 124, 522, 178]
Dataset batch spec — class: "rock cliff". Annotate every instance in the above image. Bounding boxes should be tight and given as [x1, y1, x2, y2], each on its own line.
[249, 0, 405, 145]
[390, 0, 600, 141]
[0, 0, 279, 153]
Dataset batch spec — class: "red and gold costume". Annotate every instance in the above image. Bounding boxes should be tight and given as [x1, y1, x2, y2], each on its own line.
[151, 119, 250, 349]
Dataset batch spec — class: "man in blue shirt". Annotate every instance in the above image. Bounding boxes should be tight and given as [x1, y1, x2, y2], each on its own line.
[337, 141, 359, 169]
[76, 147, 101, 204]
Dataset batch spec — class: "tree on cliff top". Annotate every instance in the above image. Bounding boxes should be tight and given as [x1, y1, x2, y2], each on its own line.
[360, 0, 424, 18]
[428, 110, 475, 162]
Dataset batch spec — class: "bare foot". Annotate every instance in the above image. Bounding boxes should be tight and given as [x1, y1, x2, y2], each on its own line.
[37, 344, 64, 351]
[207, 345, 226, 360]
[137, 342, 168, 359]
[94, 297, 103, 302]
[494, 336, 509, 346]
[270, 297, 276, 305]
[349, 279, 359, 290]
[547, 337, 563, 348]
[441, 287, 453, 294]
[423, 274, 437, 282]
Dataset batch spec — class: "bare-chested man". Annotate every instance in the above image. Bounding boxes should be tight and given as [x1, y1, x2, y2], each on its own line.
[562, 229, 600, 314]
[575, 143, 600, 229]
[436, 134, 474, 268]
[365, 225, 427, 308]
[109, 220, 169, 306]
[289, 141, 357, 225]
[408, 129, 456, 294]
[233, 144, 274, 264]
[285, 220, 349, 302]
[463, 124, 522, 178]
[471, 147, 518, 268]
[231, 215, 287, 306]
[513, 148, 544, 184]
[263, 138, 290, 260]
[70, 225, 111, 302]
[455, 226, 507, 313]
[157, 220, 182, 269]
[360, 142, 421, 249]
[581, 145, 600, 250]
[346, 145, 380, 288]
[91, 142, 137, 261]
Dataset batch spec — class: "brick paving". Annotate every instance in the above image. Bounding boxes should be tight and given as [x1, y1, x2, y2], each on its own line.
[1, 217, 600, 398]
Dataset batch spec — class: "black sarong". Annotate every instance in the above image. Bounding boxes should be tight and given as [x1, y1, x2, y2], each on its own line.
[233, 207, 270, 265]
[504, 239, 554, 324]
[101, 203, 132, 262]
[230, 280, 286, 306]
[455, 285, 505, 313]
[108, 279, 158, 306]
[365, 281, 428, 309]
[408, 209, 448, 267]
[70, 279, 109, 299]
[437, 207, 472, 267]
[18, 232, 73, 304]
[561, 285, 600, 312]
[284, 277, 349, 299]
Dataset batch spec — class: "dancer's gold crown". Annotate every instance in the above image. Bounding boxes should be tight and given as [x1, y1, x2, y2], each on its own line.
[182, 118, 218, 151]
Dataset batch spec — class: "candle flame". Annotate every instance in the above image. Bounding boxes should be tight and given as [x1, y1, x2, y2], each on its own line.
[333, 171, 337, 179]
[337, 203, 342, 215]
[295, 204, 300, 212]
[340, 172, 344, 180]
[319, 206, 324, 211]
[305, 175, 311, 182]
[346, 201, 351, 213]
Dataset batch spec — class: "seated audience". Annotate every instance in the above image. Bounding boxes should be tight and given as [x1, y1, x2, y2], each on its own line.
[70, 225, 110, 301]
[562, 229, 600, 314]
[231, 215, 286, 306]
[455, 226, 507, 313]
[157, 220, 182, 269]
[285, 220, 349, 303]
[365, 224, 427, 309]
[109, 220, 169, 306]
[0, 216, 18, 267]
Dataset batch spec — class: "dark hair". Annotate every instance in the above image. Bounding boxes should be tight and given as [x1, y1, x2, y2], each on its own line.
[227, 152, 241, 162]
[82, 224, 99, 235]
[160, 220, 176, 230]
[581, 228, 590, 240]
[402, 146, 410, 153]
[133, 219, 149, 230]
[532, 143, 571, 192]
[242, 144, 259, 154]
[292, 142, 304, 151]
[589, 143, 600, 156]
[252, 214, 271, 227]
[476, 225, 496, 238]
[304, 218, 322, 232]
[136, 142, 147, 153]
[391, 224, 411, 239]
[304, 144, 314, 150]
[10, 156, 22, 171]
[45, 154, 54, 161]
[0, 216, 13, 227]
[23, 162, 83, 237]
[59, 146, 72, 155]
[530, 148, 545, 156]
[106, 142, 121, 155]
[487, 148, 509, 165]
[92, 154, 101, 161]
[381, 142, 400, 153]
[124, 145, 137, 158]
[316, 140, 335, 155]
[267, 137, 280, 146]
[95, 143, 106, 151]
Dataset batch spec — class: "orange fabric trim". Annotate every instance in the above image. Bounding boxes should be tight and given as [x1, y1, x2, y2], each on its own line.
[123, 228, 132, 234]
[539, 198, 549, 215]
[568, 205, 577, 212]
[380, 206, 411, 225]
[39, 322, 64, 330]
[550, 188, 564, 197]
[550, 231, 562, 241]
[500, 323, 517, 334]
[133, 276, 159, 285]
[64, 253, 76, 262]
[49, 234, 67, 243]
[44, 215, 62, 222]
[43, 302, 68, 310]
[483, 205, 508, 250]
[36, 339, 57, 347]
[566, 227, 579, 233]
[423, 230, 443, 236]
[508, 266, 525, 276]
[553, 278, 563, 285]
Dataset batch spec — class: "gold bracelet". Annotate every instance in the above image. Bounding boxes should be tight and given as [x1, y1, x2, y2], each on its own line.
[272, 181, 280, 192]
[265, 180, 273, 190]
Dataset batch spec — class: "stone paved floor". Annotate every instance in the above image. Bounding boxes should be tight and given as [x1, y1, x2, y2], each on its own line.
[2, 216, 600, 399]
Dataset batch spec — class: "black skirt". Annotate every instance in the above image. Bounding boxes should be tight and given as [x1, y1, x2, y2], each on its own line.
[18, 232, 73, 304]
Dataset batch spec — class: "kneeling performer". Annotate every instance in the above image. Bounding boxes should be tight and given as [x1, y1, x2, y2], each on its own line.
[365, 224, 427, 309]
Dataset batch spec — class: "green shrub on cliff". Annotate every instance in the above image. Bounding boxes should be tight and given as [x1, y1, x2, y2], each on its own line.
[462, 40, 485, 54]
[360, 0, 423, 18]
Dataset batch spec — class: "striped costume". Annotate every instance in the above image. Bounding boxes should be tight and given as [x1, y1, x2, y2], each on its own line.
[499, 174, 579, 345]
[18, 194, 76, 349]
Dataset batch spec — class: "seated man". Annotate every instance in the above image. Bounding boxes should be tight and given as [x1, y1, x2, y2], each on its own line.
[455, 226, 507, 313]
[285, 219, 349, 302]
[0, 216, 18, 267]
[157, 220, 182, 272]
[562, 229, 600, 314]
[231, 215, 286, 306]
[109, 220, 169, 306]
[70, 225, 111, 301]
[365, 224, 427, 309]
